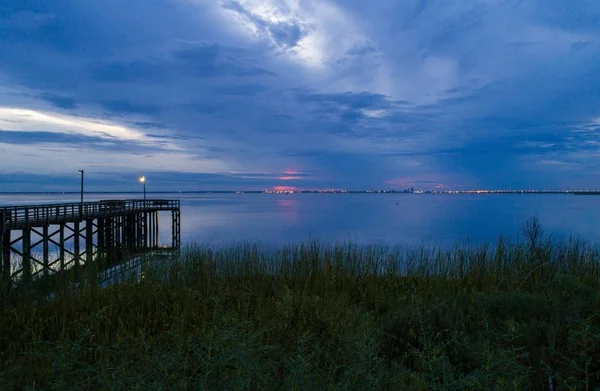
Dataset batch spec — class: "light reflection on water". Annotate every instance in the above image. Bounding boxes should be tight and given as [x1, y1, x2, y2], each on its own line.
[2, 193, 600, 247]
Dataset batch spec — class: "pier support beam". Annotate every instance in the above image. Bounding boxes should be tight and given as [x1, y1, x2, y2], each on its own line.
[42, 225, 49, 277]
[172, 209, 181, 248]
[148, 213, 153, 249]
[85, 219, 96, 285]
[115, 217, 121, 249]
[136, 213, 143, 249]
[73, 222, 80, 274]
[59, 224, 65, 272]
[2, 231, 10, 282]
[125, 214, 135, 252]
[86, 220, 93, 265]
[155, 212, 159, 247]
[1, 210, 10, 282]
[22, 227, 31, 284]
[106, 217, 114, 250]
[97, 218, 105, 259]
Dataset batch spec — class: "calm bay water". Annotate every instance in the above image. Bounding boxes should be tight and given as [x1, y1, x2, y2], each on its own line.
[1, 193, 599, 247]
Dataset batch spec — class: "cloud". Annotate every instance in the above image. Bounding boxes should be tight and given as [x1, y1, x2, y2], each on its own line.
[40, 93, 78, 109]
[101, 100, 161, 115]
[173, 41, 277, 78]
[0, 107, 148, 141]
[218, 0, 362, 67]
[221, 1, 306, 48]
[90, 60, 166, 83]
[0, 142, 228, 175]
[0, 0, 600, 191]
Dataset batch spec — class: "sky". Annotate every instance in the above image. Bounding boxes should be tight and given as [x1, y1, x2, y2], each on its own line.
[0, 0, 599, 192]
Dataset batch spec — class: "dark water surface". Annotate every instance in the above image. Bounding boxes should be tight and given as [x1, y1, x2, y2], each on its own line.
[1, 193, 599, 247]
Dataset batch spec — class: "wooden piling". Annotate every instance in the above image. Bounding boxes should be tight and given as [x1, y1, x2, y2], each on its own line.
[98, 218, 105, 258]
[74, 221, 80, 273]
[43, 225, 49, 277]
[0, 210, 5, 280]
[1, 210, 10, 282]
[125, 214, 134, 252]
[2, 231, 10, 282]
[59, 224, 65, 273]
[22, 226, 31, 283]
[172, 209, 181, 248]
[86, 219, 93, 265]
[156, 212, 159, 247]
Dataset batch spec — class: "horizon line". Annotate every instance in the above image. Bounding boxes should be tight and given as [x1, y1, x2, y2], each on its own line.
[1, 189, 600, 194]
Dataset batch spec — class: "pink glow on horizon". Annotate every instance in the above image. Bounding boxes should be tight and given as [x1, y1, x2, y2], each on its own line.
[274, 186, 299, 192]
[386, 176, 462, 190]
[279, 169, 303, 180]
[385, 177, 418, 188]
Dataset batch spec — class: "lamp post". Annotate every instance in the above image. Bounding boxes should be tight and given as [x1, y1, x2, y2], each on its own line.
[140, 176, 146, 201]
[78, 169, 84, 214]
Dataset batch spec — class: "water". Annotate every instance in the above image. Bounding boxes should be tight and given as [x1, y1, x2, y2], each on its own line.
[1, 193, 600, 247]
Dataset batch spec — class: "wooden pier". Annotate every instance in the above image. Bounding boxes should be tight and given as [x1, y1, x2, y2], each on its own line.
[0, 199, 180, 284]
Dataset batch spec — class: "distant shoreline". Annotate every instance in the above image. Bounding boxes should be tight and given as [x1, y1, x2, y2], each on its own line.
[0, 190, 597, 195]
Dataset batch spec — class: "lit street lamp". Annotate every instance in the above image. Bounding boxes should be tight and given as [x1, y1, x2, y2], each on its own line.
[140, 176, 146, 201]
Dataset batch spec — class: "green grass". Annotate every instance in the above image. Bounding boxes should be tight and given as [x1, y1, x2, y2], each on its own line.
[1, 218, 600, 390]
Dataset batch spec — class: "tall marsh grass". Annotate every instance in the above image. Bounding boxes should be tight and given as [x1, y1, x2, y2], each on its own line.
[1, 218, 599, 390]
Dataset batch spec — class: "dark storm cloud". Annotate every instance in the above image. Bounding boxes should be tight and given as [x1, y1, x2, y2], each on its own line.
[0, 130, 171, 152]
[40, 93, 78, 109]
[90, 60, 167, 83]
[173, 41, 277, 78]
[101, 100, 161, 115]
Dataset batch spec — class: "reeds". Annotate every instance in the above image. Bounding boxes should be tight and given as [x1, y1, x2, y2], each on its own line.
[1, 218, 599, 390]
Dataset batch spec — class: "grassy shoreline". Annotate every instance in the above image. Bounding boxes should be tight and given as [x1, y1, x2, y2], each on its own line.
[1, 219, 600, 390]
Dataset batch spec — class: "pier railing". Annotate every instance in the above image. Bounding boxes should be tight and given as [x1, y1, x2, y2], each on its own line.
[0, 199, 180, 230]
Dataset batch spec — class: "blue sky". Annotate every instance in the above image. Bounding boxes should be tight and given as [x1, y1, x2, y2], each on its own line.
[0, 0, 599, 191]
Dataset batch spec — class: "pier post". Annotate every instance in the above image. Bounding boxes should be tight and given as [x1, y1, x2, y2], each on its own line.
[172, 209, 180, 248]
[120, 215, 126, 248]
[120, 215, 125, 248]
[85, 219, 96, 285]
[73, 222, 80, 273]
[2, 230, 10, 282]
[85, 220, 93, 265]
[98, 218, 105, 259]
[22, 227, 31, 284]
[0, 210, 9, 282]
[106, 217, 113, 250]
[43, 225, 49, 277]
[111, 216, 117, 250]
[139, 213, 144, 248]
[126, 214, 135, 251]
[59, 224, 65, 273]
[155, 212, 159, 247]
[115, 217, 121, 249]
[104, 217, 112, 260]
[0, 210, 5, 279]
[153, 212, 157, 247]
[136, 213, 142, 249]
[144, 213, 148, 248]
[148, 212, 153, 249]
